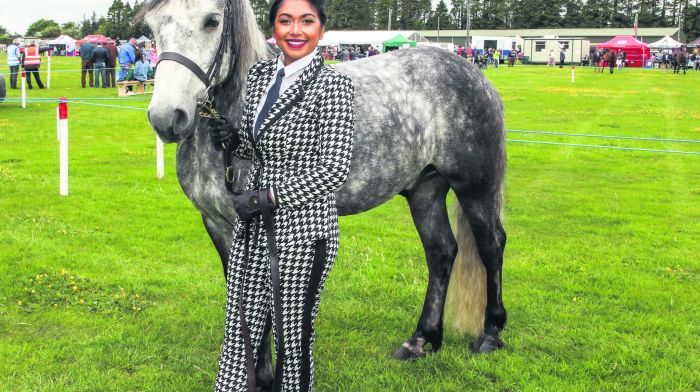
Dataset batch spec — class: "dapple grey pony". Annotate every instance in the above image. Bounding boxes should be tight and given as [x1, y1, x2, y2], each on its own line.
[143, 0, 507, 388]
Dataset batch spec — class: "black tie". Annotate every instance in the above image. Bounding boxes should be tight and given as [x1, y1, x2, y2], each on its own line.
[254, 68, 285, 139]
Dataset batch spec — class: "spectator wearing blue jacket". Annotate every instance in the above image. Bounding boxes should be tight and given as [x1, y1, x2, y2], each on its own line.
[133, 52, 152, 82]
[6, 42, 21, 89]
[118, 38, 137, 81]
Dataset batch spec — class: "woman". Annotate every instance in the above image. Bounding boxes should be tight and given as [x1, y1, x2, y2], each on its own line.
[212, 0, 355, 391]
[149, 43, 158, 71]
[132, 52, 152, 82]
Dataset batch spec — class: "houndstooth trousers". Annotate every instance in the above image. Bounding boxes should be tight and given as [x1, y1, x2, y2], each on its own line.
[215, 227, 338, 392]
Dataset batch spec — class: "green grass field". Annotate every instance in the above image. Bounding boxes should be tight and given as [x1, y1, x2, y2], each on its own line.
[1, 53, 699, 391]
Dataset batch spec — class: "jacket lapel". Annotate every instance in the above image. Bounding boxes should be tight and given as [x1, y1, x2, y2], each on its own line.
[255, 52, 324, 144]
[245, 60, 276, 143]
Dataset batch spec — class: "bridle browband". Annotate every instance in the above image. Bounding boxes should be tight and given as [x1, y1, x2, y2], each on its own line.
[155, 0, 234, 119]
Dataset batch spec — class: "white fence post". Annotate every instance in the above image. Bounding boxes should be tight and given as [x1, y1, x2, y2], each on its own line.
[58, 97, 69, 196]
[21, 70, 26, 108]
[571, 65, 575, 83]
[156, 135, 164, 180]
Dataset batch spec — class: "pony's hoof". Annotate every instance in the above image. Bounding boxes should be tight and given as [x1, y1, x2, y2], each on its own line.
[393, 344, 425, 361]
[471, 333, 504, 353]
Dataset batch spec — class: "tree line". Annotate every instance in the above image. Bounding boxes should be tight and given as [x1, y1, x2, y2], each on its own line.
[0, 0, 151, 44]
[2, 0, 699, 46]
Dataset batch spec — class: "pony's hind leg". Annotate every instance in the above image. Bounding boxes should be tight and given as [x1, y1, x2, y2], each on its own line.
[393, 170, 457, 360]
[455, 188, 507, 353]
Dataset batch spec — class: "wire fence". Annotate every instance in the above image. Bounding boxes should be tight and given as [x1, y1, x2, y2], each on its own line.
[2, 95, 699, 156]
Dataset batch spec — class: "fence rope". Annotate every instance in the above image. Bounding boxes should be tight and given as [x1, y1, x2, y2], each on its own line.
[507, 139, 700, 155]
[508, 129, 700, 144]
[2, 97, 151, 102]
[65, 101, 148, 111]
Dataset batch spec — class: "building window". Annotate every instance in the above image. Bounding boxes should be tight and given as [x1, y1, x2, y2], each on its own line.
[559, 41, 570, 50]
[536, 41, 546, 51]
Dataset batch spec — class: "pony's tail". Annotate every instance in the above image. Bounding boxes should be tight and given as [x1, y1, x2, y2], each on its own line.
[444, 202, 487, 337]
[445, 183, 505, 337]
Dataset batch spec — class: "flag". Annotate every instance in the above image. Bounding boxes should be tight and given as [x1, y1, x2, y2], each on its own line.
[634, 13, 638, 37]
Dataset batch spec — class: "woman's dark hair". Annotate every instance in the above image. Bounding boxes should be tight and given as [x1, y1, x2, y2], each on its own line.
[269, 0, 326, 27]
[135, 51, 144, 63]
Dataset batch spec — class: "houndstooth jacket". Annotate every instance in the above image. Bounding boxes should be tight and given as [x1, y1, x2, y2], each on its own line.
[232, 51, 355, 248]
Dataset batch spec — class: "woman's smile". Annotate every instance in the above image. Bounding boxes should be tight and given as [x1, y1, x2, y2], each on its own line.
[273, 0, 324, 66]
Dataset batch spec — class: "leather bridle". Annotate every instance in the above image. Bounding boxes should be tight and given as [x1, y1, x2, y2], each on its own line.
[156, 0, 233, 120]
[155, 0, 244, 196]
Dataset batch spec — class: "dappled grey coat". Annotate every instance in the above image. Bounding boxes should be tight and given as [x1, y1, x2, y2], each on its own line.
[232, 52, 355, 247]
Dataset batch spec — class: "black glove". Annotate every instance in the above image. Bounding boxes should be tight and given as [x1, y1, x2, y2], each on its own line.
[233, 189, 277, 222]
[208, 116, 240, 148]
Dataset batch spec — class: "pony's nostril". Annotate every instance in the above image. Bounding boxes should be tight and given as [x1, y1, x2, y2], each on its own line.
[173, 109, 190, 130]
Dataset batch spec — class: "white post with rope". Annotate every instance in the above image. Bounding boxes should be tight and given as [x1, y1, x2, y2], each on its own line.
[58, 97, 69, 196]
[47, 51, 52, 89]
[56, 105, 60, 141]
[571, 65, 575, 83]
[156, 135, 164, 180]
[21, 70, 26, 108]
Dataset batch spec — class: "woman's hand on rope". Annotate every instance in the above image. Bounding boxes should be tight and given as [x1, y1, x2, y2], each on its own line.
[233, 188, 277, 222]
[208, 116, 240, 148]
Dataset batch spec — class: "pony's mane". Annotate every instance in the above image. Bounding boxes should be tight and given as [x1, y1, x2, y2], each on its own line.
[139, 0, 272, 118]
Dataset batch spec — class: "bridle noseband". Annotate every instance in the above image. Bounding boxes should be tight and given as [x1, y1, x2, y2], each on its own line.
[155, 0, 233, 119]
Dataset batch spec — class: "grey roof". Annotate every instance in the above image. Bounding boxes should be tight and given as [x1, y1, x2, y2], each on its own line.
[419, 27, 680, 38]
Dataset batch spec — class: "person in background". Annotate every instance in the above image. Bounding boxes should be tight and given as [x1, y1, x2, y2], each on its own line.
[133, 51, 152, 82]
[80, 39, 95, 88]
[118, 38, 137, 81]
[91, 41, 109, 88]
[559, 47, 566, 68]
[6, 41, 21, 89]
[548, 49, 555, 66]
[105, 39, 119, 88]
[149, 43, 158, 71]
[21, 43, 51, 89]
[494, 48, 500, 68]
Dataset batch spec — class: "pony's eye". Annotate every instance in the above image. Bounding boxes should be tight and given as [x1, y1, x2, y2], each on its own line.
[205, 15, 221, 29]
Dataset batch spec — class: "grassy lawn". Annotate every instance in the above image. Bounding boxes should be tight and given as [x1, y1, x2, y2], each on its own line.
[1, 53, 698, 391]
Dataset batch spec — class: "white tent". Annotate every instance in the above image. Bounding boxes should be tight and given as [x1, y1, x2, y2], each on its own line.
[48, 35, 76, 52]
[137, 35, 152, 44]
[319, 30, 429, 51]
[648, 35, 682, 49]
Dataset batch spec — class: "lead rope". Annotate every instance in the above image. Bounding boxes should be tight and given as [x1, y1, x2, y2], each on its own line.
[201, 2, 257, 390]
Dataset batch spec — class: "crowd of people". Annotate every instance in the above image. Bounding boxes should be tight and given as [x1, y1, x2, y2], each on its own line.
[320, 46, 381, 61]
[455, 45, 520, 69]
[79, 37, 157, 90]
[4, 37, 157, 92]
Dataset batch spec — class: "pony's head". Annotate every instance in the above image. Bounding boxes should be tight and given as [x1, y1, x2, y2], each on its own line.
[141, 0, 267, 143]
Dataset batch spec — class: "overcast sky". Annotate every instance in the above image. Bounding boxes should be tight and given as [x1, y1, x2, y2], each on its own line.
[1, 0, 115, 35]
[1, 0, 445, 35]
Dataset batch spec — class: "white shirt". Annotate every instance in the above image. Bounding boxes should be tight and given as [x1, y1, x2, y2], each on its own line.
[253, 49, 318, 128]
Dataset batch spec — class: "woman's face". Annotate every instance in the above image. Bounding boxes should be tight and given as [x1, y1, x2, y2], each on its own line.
[273, 0, 324, 66]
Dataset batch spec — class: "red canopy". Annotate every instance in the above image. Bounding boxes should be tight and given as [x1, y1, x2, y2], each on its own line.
[76, 35, 109, 47]
[596, 36, 650, 67]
